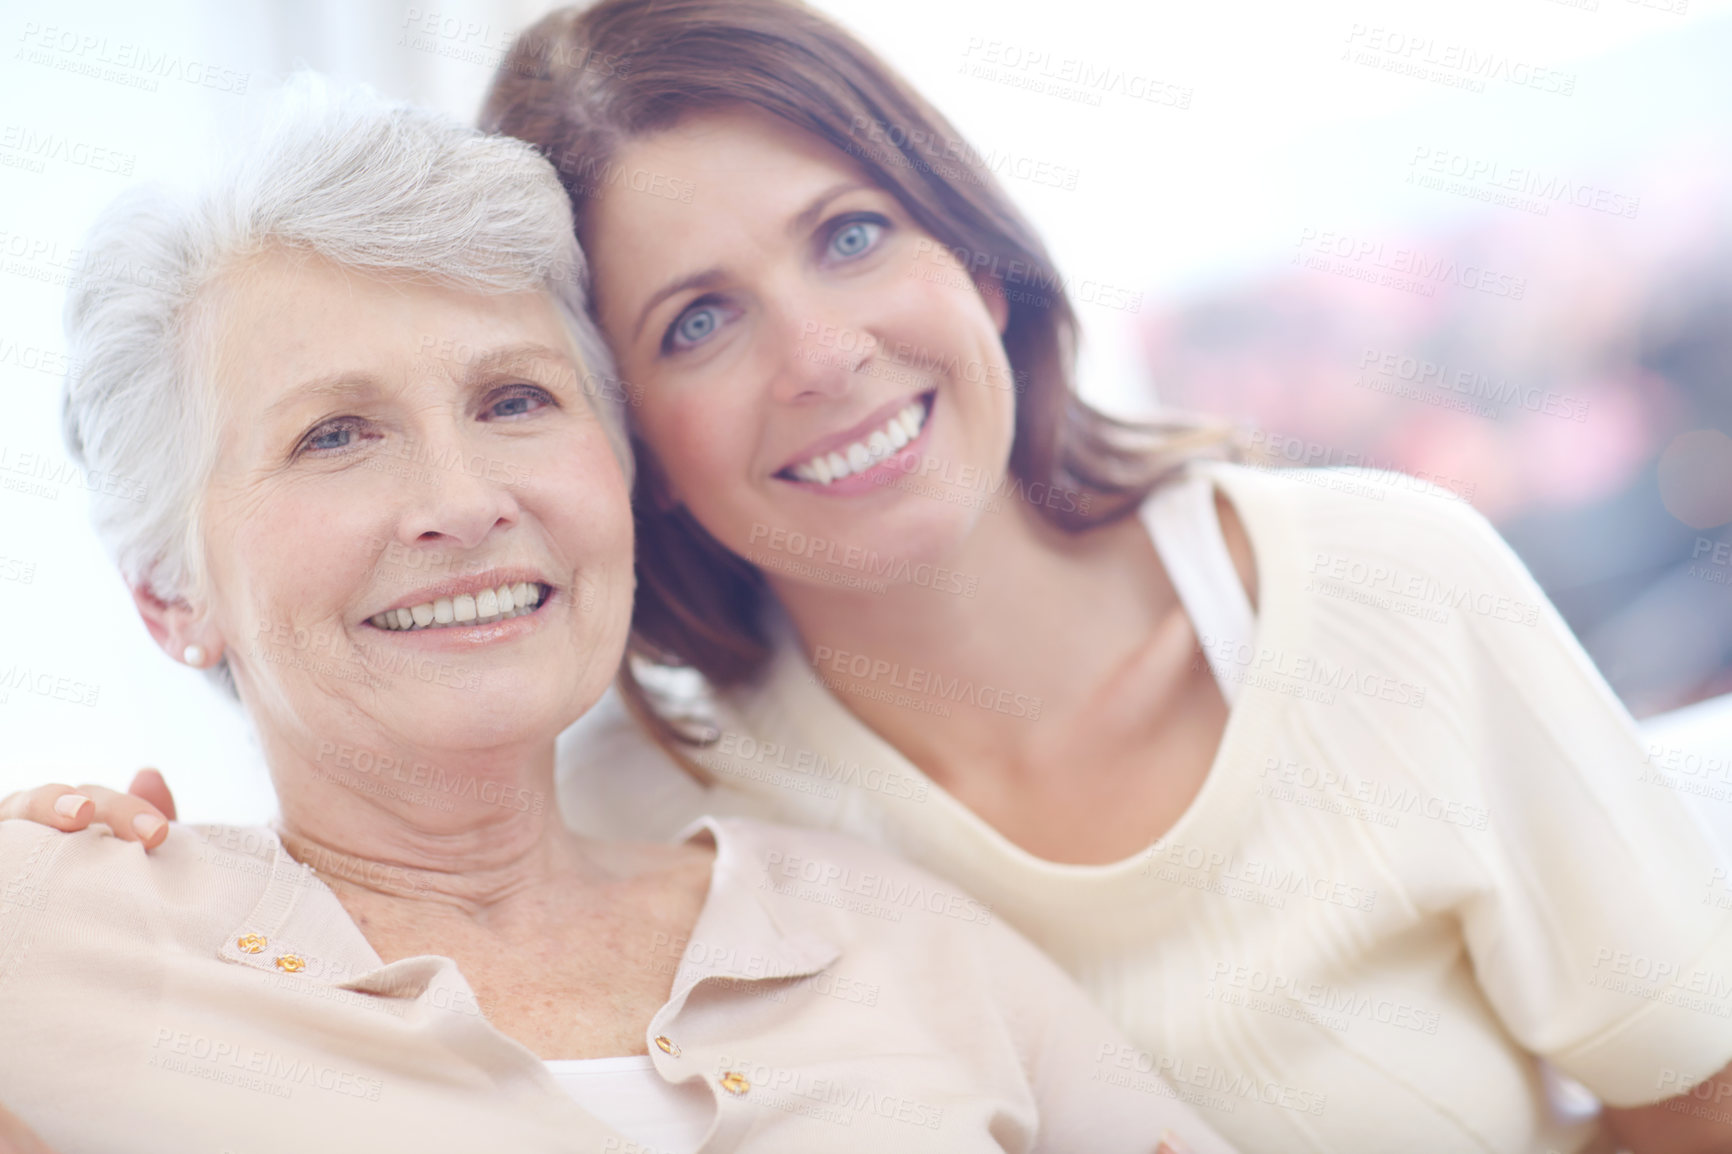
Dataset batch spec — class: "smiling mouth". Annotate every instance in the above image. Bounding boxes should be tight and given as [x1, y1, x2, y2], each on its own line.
[777, 392, 934, 486]
[368, 582, 550, 632]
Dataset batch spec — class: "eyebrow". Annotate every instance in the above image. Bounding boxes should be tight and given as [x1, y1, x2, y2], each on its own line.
[630, 267, 725, 344]
[264, 342, 582, 422]
[262, 372, 381, 423]
[455, 341, 583, 387]
[628, 180, 876, 345]
[787, 180, 871, 239]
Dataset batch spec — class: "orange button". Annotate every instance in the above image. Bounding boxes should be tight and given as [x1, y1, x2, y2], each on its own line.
[654, 1035, 680, 1056]
[274, 954, 306, 973]
[236, 933, 267, 954]
[719, 1071, 750, 1096]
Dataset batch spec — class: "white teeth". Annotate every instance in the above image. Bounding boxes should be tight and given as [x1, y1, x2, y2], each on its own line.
[370, 584, 547, 633]
[789, 398, 929, 487]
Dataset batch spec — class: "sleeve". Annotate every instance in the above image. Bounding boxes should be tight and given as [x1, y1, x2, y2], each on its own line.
[1429, 493, 1732, 1107]
[968, 913, 1241, 1154]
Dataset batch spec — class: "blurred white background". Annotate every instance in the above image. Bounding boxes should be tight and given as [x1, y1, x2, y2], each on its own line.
[2, 0, 1729, 824]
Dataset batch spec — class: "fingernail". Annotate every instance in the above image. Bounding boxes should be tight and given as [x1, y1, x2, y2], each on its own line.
[54, 794, 90, 819]
[133, 813, 167, 841]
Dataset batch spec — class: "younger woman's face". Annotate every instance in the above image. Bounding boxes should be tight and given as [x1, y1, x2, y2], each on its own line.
[582, 108, 1017, 590]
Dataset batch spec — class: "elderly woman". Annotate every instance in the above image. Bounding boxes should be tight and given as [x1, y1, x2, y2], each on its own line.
[0, 82, 1234, 1154]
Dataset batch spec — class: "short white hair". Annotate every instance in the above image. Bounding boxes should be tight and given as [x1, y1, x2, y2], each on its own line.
[62, 74, 631, 638]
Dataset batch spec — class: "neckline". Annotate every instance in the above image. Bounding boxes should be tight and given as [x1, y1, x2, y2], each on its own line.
[230, 814, 836, 1021]
[739, 461, 1301, 881]
[216, 814, 837, 1148]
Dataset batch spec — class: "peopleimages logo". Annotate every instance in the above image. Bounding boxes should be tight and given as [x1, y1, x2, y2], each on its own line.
[1306, 548, 1541, 628]
[909, 239, 1144, 314]
[1357, 348, 1590, 423]
[761, 849, 994, 926]
[1407, 147, 1640, 220]
[702, 730, 930, 803]
[1206, 961, 1442, 1035]
[0, 125, 136, 175]
[1295, 228, 1526, 300]
[0, 444, 147, 503]
[0, 665, 100, 707]
[1094, 1044, 1328, 1115]
[1196, 630, 1428, 709]
[15, 23, 250, 93]
[809, 645, 1043, 720]
[956, 38, 1194, 111]
[1341, 24, 1576, 96]
[849, 115, 1082, 192]
[747, 523, 979, 598]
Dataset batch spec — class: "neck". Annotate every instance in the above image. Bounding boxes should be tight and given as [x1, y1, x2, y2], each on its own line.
[766, 493, 1170, 776]
[264, 729, 589, 914]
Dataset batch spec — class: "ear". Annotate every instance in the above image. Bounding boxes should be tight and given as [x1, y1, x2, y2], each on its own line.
[974, 273, 1010, 335]
[131, 582, 224, 668]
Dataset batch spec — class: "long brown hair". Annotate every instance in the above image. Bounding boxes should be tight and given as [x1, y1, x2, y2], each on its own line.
[480, 0, 1231, 758]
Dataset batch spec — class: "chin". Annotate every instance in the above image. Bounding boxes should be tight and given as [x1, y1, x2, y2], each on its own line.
[822, 499, 980, 577]
[400, 670, 576, 742]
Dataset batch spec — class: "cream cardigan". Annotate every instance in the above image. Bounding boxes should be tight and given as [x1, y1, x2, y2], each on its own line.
[556, 463, 1732, 1153]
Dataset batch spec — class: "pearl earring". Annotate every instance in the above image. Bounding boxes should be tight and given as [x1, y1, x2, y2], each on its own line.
[183, 645, 205, 667]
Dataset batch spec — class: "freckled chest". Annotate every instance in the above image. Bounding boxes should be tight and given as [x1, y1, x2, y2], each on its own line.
[339, 866, 711, 1059]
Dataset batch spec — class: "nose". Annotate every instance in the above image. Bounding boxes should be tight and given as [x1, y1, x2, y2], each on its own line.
[392, 432, 522, 551]
[767, 298, 875, 405]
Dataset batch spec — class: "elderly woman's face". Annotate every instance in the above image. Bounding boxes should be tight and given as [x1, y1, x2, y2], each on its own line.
[192, 254, 633, 754]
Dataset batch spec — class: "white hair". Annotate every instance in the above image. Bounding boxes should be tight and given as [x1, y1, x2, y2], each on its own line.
[61, 75, 631, 689]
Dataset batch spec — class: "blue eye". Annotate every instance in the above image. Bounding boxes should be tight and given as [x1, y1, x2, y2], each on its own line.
[829, 219, 882, 260]
[301, 421, 357, 454]
[485, 387, 552, 419]
[668, 302, 723, 351]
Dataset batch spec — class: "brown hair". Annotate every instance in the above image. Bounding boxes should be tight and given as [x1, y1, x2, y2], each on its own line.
[480, 0, 1231, 759]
